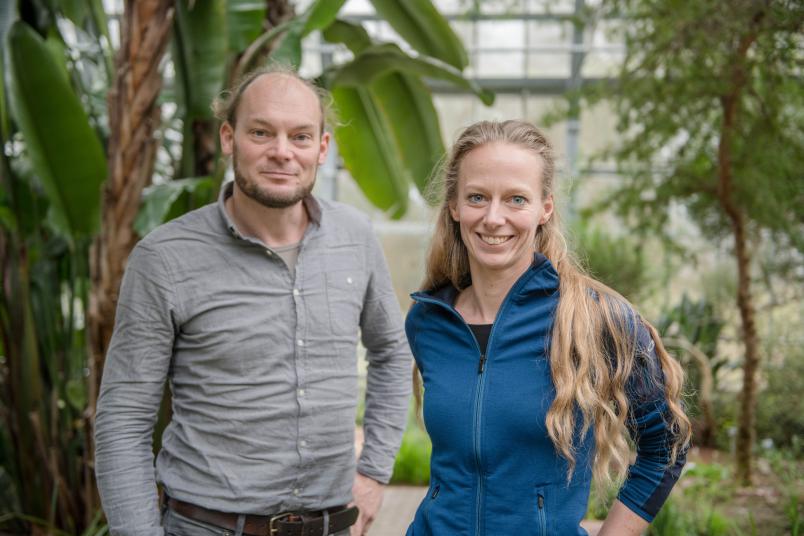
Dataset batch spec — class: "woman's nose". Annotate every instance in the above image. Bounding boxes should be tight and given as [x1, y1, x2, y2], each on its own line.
[483, 201, 505, 226]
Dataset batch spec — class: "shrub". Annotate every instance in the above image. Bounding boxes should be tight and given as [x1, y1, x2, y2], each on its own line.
[390, 425, 431, 485]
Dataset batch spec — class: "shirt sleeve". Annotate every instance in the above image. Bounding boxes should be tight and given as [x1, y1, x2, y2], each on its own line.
[616, 320, 687, 522]
[94, 243, 177, 536]
[355, 229, 413, 484]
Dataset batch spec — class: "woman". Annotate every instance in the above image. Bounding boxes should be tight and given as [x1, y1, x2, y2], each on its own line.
[406, 120, 690, 535]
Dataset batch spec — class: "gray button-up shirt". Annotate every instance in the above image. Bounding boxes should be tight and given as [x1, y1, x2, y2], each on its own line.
[95, 184, 411, 536]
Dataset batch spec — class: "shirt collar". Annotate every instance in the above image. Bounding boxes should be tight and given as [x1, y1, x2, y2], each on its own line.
[216, 181, 323, 239]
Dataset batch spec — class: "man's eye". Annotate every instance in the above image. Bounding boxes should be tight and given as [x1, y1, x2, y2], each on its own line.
[511, 195, 527, 206]
[252, 129, 268, 137]
[468, 194, 484, 203]
[294, 133, 313, 142]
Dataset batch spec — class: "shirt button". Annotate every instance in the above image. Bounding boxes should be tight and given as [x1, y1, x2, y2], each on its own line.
[297, 339, 304, 347]
[300, 440, 307, 447]
[298, 389, 305, 397]
[293, 488, 300, 496]
[346, 277, 353, 284]
[293, 288, 300, 296]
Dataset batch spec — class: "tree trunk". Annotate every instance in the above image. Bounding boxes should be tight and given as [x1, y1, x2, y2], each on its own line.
[717, 20, 763, 484]
[86, 0, 175, 495]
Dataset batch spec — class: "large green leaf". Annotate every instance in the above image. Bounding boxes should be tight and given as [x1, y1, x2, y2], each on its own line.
[135, 177, 215, 237]
[371, 73, 443, 195]
[322, 19, 372, 55]
[331, 86, 408, 218]
[330, 43, 494, 105]
[270, 19, 304, 68]
[269, 0, 347, 68]
[368, 0, 468, 69]
[0, 1, 15, 142]
[4, 21, 106, 238]
[302, 0, 348, 34]
[227, 0, 266, 53]
[323, 20, 443, 196]
[174, 0, 228, 119]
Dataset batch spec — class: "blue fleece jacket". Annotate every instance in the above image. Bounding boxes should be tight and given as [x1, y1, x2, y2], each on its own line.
[405, 255, 685, 536]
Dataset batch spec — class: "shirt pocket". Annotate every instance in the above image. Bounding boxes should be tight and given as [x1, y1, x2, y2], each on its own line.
[325, 253, 366, 336]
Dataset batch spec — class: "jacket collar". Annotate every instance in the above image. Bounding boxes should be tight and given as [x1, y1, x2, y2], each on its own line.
[413, 253, 560, 307]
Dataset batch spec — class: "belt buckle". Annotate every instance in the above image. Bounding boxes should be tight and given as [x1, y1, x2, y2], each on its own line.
[269, 513, 292, 536]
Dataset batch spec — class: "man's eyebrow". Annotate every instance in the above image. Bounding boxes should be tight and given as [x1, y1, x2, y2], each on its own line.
[247, 118, 316, 131]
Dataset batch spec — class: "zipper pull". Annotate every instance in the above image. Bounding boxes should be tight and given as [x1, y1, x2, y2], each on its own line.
[478, 354, 487, 374]
[538, 494, 544, 509]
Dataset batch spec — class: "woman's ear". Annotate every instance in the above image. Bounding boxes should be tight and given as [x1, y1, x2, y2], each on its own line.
[539, 194, 554, 225]
[449, 202, 459, 222]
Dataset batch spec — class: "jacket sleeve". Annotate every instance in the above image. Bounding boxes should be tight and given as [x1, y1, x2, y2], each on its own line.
[616, 321, 687, 522]
[356, 229, 412, 484]
[94, 243, 176, 536]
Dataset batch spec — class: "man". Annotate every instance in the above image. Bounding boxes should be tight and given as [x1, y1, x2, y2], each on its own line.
[95, 67, 412, 536]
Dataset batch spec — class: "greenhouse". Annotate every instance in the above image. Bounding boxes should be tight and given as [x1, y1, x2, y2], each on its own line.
[0, 0, 801, 535]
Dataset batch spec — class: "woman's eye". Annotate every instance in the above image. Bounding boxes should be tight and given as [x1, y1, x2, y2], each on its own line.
[511, 195, 527, 206]
[468, 194, 485, 203]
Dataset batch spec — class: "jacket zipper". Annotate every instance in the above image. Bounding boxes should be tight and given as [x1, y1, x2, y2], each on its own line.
[410, 296, 487, 534]
[412, 265, 542, 535]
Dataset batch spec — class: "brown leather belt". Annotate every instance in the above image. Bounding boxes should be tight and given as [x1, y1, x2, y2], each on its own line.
[167, 497, 359, 536]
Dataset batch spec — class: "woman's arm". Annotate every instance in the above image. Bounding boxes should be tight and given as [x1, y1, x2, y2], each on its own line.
[598, 500, 650, 535]
[613, 320, 688, 526]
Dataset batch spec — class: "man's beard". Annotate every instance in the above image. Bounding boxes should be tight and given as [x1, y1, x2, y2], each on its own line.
[232, 146, 316, 209]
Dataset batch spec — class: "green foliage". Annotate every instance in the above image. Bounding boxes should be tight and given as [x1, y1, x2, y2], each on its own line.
[4, 20, 106, 240]
[390, 424, 432, 486]
[368, 0, 469, 69]
[755, 347, 804, 454]
[134, 177, 215, 237]
[570, 219, 649, 303]
[586, 481, 618, 520]
[587, 0, 804, 248]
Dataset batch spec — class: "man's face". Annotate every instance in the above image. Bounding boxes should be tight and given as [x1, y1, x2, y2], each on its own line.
[220, 74, 330, 208]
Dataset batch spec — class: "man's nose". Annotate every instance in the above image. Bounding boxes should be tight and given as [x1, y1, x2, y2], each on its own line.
[267, 135, 292, 160]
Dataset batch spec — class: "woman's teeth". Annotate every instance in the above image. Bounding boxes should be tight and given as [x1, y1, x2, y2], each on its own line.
[480, 235, 510, 245]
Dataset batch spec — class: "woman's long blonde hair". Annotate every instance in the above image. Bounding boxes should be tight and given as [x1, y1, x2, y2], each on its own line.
[418, 120, 690, 487]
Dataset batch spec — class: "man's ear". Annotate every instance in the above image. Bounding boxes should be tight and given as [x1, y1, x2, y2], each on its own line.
[220, 122, 234, 156]
[318, 131, 331, 165]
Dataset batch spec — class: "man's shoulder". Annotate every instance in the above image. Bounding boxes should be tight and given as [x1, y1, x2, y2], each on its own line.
[317, 197, 372, 228]
[316, 198, 377, 247]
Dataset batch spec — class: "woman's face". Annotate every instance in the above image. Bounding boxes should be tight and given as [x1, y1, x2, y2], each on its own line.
[450, 141, 554, 278]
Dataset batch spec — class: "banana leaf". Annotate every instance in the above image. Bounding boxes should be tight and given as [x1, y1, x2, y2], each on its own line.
[331, 86, 409, 218]
[4, 21, 106, 239]
[329, 42, 493, 105]
[135, 177, 215, 237]
[174, 0, 228, 119]
[227, 0, 266, 53]
[368, 0, 468, 69]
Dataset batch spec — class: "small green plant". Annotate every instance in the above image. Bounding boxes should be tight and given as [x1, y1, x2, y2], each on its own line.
[648, 499, 691, 535]
[786, 494, 802, 536]
[390, 425, 432, 485]
[586, 482, 619, 520]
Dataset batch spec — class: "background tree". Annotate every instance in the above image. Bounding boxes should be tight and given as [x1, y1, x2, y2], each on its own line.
[590, 0, 803, 484]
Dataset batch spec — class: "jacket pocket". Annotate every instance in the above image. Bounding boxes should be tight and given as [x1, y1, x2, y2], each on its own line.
[423, 480, 441, 521]
[535, 486, 548, 536]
